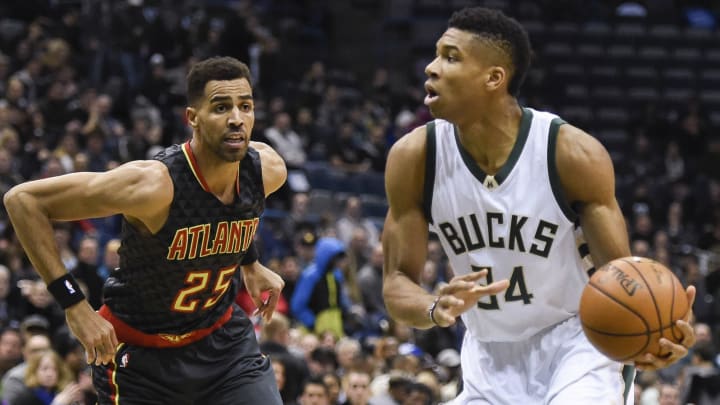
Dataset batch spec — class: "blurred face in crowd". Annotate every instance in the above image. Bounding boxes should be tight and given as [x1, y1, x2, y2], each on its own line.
[300, 382, 329, 405]
[344, 371, 371, 405]
[694, 323, 712, 343]
[78, 238, 99, 265]
[187, 78, 255, 163]
[104, 239, 121, 269]
[0, 148, 13, 175]
[24, 335, 51, 360]
[658, 384, 680, 405]
[0, 329, 22, 362]
[322, 373, 340, 404]
[35, 352, 60, 389]
[370, 245, 383, 268]
[0, 265, 10, 299]
[403, 387, 430, 405]
[271, 360, 285, 391]
[336, 341, 360, 370]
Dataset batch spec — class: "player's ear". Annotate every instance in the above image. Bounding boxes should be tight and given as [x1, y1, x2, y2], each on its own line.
[486, 66, 506, 92]
[186, 106, 198, 128]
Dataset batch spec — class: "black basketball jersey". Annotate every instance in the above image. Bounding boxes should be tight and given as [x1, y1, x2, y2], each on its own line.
[103, 142, 264, 335]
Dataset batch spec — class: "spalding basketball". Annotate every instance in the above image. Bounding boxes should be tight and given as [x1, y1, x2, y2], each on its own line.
[579, 256, 688, 362]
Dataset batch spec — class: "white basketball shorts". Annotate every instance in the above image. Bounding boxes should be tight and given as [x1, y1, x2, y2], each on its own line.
[447, 316, 634, 405]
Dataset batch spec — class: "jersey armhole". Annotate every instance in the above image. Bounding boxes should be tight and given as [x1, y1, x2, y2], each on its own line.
[547, 118, 578, 223]
[422, 122, 437, 225]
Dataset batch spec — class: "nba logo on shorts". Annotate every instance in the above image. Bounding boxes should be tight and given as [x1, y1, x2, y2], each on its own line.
[120, 353, 130, 368]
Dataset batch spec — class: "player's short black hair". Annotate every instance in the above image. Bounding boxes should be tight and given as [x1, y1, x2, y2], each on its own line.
[448, 7, 531, 96]
[186, 56, 252, 106]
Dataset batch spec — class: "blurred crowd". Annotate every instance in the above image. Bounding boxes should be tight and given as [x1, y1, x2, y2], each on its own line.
[0, 0, 717, 404]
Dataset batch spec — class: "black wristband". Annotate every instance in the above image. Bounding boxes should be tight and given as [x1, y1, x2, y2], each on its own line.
[240, 242, 259, 265]
[47, 274, 86, 309]
[429, 296, 441, 327]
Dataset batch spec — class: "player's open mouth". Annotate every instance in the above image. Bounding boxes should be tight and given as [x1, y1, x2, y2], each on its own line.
[424, 83, 439, 105]
[224, 134, 247, 147]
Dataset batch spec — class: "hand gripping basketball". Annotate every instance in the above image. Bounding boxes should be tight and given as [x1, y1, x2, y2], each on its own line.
[432, 270, 510, 327]
[580, 257, 697, 370]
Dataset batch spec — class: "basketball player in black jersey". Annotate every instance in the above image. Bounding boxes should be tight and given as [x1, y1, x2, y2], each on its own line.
[5, 57, 286, 404]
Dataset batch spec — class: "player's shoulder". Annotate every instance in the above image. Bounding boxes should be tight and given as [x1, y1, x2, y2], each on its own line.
[387, 121, 438, 163]
[113, 159, 170, 182]
[554, 122, 615, 202]
[555, 123, 611, 166]
[249, 141, 287, 196]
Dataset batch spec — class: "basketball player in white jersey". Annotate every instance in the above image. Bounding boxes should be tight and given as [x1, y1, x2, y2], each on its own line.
[382, 7, 696, 404]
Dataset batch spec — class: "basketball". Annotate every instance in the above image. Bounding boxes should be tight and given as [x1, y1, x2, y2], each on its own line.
[579, 257, 689, 362]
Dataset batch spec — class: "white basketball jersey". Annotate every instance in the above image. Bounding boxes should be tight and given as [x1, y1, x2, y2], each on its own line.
[425, 107, 592, 342]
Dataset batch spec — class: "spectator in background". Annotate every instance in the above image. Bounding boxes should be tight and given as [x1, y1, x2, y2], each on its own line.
[52, 224, 77, 272]
[278, 255, 301, 304]
[322, 372, 342, 405]
[295, 107, 324, 160]
[299, 62, 328, 108]
[298, 376, 330, 405]
[0, 328, 22, 379]
[0, 147, 23, 200]
[283, 193, 313, 240]
[272, 358, 294, 405]
[294, 230, 318, 270]
[260, 313, 309, 405]
[0, 264, 26, 329]
[357, 245, 387, 327]
[328, 121, 371, 174]
[369, 374, 411, 405]
[83, 131, 110, 173]
[292, 237, 351, 339]
[420, 261, 439, 293]
[69, 236, 103, 310]
[307, 347, 338, 378]
[658, 383, 681, 405]
[18, 282, 64, 334]
[335, 338, 362, 378]
[96, 238, 120, 281]
[265, 112, 306, 169]
[52, 328, 96, 405]
[680, 340, 720, 405]
[341, 369, 372, 405]
[53, 131, 80, 174]
[363, 125, 389, 173]
[402, 383, 433, 405]
[336, 197, 379, 248]
[2, 332, 51, 404]
[12, 349, 83, 405]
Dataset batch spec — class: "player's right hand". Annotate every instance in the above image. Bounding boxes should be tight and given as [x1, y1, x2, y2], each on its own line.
[65, 301, 119, 366]
[432, 270, 510, 327]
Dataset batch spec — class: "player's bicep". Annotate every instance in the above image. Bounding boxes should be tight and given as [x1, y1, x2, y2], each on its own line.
[556, 125, 630, 267]
[382, 207, 429, 284]
[383, 129, 429, 283]
[9, 161, 170, 221]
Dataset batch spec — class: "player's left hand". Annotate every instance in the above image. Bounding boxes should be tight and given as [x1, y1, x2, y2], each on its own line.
[634, 285, 696, 371]
[242, 262, 285, 323]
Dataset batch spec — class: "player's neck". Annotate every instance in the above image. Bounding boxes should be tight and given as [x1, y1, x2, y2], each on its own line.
[455, 99, 523, 175]
[188, 139, 239, 198]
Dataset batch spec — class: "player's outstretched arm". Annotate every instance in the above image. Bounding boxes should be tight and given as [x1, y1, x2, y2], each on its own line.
[251, 141, 288, 197]
[556, 124, 696, 369]
[3, 160, 172, 366]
